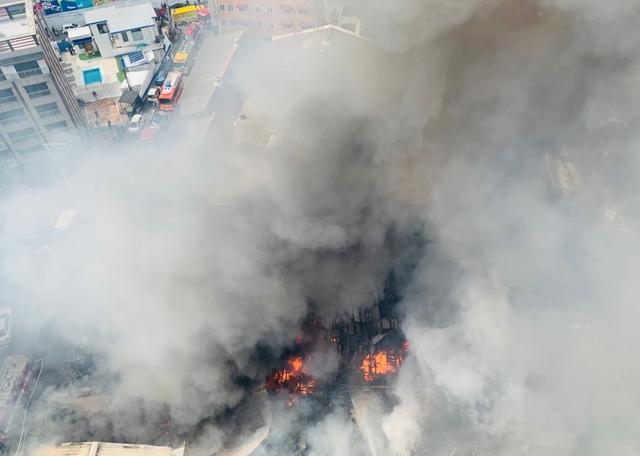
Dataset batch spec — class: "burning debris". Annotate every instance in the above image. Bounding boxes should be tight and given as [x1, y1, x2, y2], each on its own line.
[265, 277, 409, 411]
[265, 318, 331, 405]
[360, 341, 409, 383]
[266, 356, 315, 402]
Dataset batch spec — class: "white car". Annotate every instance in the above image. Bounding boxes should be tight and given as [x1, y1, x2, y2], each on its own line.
[61, 23, 80, 32]
[0, 308, 12, 349]
[128, 114, 144, 133]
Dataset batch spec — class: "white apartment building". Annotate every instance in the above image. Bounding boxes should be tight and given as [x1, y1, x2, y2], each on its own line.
[0, 0, 85, 166]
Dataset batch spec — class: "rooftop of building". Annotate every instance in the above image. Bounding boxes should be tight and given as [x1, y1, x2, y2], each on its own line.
[83, 2, 156, 32]
[0, 0, 36, 42]
[164, 26, 385, 201]
[26, 442, 185, 456]
[173, 30, 244, 121]
[270, 24, 380, 54]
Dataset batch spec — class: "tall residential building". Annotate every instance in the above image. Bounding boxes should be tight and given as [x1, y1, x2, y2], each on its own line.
[211, 0, 324, 37]
[0, 0, 85, 168]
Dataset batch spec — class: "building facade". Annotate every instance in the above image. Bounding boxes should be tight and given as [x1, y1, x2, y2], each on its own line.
[211, 0, 324, 37]
[0, 0, 85, 167]
[80, 3, 165, 99]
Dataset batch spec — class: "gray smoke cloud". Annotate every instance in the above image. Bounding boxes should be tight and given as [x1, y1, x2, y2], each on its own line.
[2, 0, 640, 454]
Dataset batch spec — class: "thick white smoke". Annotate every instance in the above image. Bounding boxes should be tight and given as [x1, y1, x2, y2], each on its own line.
[2, 0, 640, 455]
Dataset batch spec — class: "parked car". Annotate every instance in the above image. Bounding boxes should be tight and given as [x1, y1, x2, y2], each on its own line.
[61, 23, 80, 32]
[154, 65, 171, 86]
[128, 114, 144, 133]
[139, 111, 167, 142]
[0, 308, 12, 349]
[147, 87, 161, 103]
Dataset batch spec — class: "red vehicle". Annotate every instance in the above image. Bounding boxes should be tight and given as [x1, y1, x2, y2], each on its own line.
[197, 7, 210, 26]
[184, 22, 200, 41]
[139, 111, 168, 143]
[158, 72, 184, 112]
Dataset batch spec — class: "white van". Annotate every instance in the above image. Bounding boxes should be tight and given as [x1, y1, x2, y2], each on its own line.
[147, 87, 160, 103]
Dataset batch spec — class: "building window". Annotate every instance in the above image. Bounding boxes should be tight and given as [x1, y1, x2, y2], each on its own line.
[267, 6, 273, 13]
[256, 21, 262, 27]
[46, 121, 68, 131]
[222, 19, 228, 26]
[131, 28, 144, 41]
[282, 23, 292, 29]
[35, 102, 60, 118]
[0, 88, 16, 104]
[17, 145, 46, 157]
[240, 21, 249, 27]
[97, 22, 109, 33]
[219, 4, 225, 10]
[268, 22, 274, 28]
[298, 9, 307, 14]
[0, 108, 28, 125]
[254, 6, 261, 12]
[0, 69, 5, 82]
[230, 19, 236, 26]
[237, 6, 247, 11]
[6, 4, 26, 18]
[24, 82, 51, 99]
[301, 24, 311, 30]
[121, 32, 129, 42]
[8, 127, 38, 144]
[281, 6, 291, 14]
[228, 4, 234, 11]
[14, 60, 42, 78]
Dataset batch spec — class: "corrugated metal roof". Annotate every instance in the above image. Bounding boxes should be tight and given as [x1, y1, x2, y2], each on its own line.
[54, 209, 75, 230]
[28, 443, 183, 456]
[29, 443, 92, 456]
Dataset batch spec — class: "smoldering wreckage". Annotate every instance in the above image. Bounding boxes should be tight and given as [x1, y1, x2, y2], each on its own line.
[2, 0, 640, 455]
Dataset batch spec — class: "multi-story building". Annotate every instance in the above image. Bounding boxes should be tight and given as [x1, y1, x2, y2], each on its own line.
[0, 0, 85, 167]
[211, 0, 324, 37]
[77, 3, 166, 99]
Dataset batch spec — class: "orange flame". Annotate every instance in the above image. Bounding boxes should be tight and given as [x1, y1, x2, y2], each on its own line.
[360, 345, 408, 382]
[267, 355, 315, 399]
[289, 356, 303, 373]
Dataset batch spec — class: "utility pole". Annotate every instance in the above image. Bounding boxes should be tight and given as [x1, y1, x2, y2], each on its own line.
[38, 131, 67, 183]
[123, 68, 132, 91]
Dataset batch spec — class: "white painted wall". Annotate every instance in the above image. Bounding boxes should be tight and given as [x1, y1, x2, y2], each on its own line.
[111, 26, 157, 50]
[89, 23, 114, 57]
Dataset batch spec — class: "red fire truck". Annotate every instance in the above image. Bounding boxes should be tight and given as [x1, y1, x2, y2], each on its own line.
[158, 72, 184, 112]
[0, 356, 33, 437]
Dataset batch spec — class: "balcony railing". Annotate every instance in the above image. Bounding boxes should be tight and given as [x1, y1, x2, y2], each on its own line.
[17, 68, 43, 79]
[47, 126, 69, 133]
[10, 133, 40, 144]
[39, 109, 61, 118]
[0, 95, 17, 104]
[28, 90, 51, 99]
[0, 115, 29, 125]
